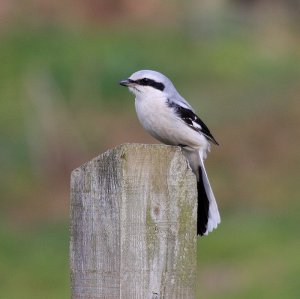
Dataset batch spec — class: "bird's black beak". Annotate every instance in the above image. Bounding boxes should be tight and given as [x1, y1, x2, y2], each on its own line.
[119, 79, 134, 87]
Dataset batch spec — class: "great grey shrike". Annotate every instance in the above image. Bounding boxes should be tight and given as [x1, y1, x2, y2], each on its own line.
[120, 70, 220, 236]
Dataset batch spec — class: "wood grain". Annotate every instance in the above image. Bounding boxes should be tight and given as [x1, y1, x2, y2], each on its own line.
[70, 144, 197, 299]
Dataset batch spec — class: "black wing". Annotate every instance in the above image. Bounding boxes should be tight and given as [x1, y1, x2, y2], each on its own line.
[167, 100, 219, 145]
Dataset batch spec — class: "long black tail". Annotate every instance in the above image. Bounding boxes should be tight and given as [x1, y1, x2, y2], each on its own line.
[182, 149, 220, 236]
[197, 166, 209, 236]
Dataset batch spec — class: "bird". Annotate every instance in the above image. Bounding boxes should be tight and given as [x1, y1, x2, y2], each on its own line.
[119, 70, 220, 236]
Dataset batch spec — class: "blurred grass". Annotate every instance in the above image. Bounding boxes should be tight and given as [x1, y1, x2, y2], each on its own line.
[198, 209, 300, 299]
[0, 19, 300, 298]
[0, 222, 69, 299]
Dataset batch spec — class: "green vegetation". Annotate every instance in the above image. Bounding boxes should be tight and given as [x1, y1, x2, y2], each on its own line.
[0, 222, 69, 299]
[198, 211, 300, 298]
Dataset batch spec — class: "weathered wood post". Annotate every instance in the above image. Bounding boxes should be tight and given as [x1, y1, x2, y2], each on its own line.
[70, 144, 197, 299]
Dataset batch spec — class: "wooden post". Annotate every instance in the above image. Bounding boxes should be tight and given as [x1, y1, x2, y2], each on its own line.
[70, 144, 197, 299]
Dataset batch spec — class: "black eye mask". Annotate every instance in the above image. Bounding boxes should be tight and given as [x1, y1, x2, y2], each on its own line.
[135, 78, 165, 91]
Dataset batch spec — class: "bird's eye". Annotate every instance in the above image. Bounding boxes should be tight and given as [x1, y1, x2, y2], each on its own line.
[140, 78, 149, 85]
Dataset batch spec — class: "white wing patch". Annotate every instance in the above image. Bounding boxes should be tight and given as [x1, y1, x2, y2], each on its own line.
[167, 98, 219, 145]
[191, 121, 202, 130]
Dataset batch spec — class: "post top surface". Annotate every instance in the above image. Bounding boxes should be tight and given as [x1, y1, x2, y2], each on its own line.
[72, 143, 189, 175]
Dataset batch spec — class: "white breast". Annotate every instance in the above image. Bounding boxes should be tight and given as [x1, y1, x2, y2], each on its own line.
[135, 94, 209, 151]
[135, 95, 171, 143]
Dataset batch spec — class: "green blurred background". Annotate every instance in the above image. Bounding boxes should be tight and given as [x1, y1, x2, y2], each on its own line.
[1, 1, 299, 298]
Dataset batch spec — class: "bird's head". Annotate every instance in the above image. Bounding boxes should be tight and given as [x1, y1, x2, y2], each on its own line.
[119, 70, 175, 98]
